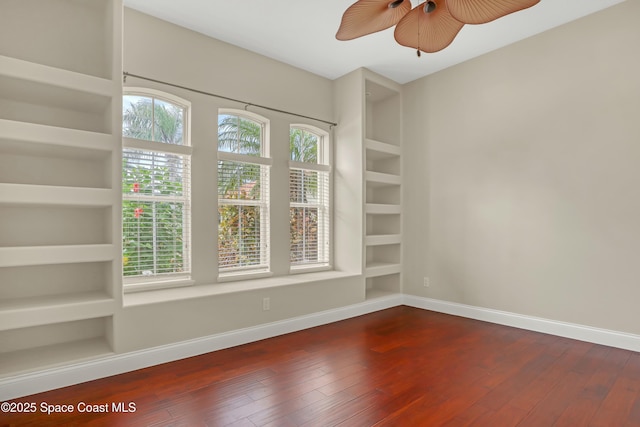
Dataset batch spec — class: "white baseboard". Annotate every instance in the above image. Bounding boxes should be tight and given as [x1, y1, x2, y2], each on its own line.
[0, 294, 402, 401]
[403, 295, 640, 353]
[4, 293, 639, 401]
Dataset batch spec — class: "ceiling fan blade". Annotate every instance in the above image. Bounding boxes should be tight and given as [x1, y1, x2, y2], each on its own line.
[336, 0, 412, 41]
[446, 0, 540, 25]
[394, 1, 464, 53]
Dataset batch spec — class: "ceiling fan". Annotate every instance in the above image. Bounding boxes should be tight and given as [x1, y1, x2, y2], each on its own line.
[336, 0, 541, 55]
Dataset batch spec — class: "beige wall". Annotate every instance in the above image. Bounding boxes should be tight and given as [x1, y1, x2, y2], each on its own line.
[122, 9, 333, 122]
[115, 9, 362, 352]
[403, 1, 640, 334]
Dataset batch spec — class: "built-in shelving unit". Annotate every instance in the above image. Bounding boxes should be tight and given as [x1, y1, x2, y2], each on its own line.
[334, 68, 403, 300]
[0, 0, 122, 377]
[363, 75, 403, 299]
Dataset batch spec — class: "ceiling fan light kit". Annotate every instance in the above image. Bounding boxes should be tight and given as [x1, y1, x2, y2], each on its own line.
[336, 0, 541, 54]
[336, 0, 412, 41]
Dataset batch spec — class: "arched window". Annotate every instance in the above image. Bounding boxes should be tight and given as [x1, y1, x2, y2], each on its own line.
[122, 89, 191, 288]
[217, 110, 271, 274]
[289, 125, 330, 269]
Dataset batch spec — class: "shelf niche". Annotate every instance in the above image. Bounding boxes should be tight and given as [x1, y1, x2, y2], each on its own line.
[366, 275, 401, 298]
[365, 80, 401, 145]
[366, 213, 401, 236]
[0, 262, 111, 300]
[0, 146, 111, 189]
[366, 180, 401, 205]
[366, 146, 400, 176]
[0, 316, 114, 378]
[0, 74, 113, 134]
[0, 206, 112, 247]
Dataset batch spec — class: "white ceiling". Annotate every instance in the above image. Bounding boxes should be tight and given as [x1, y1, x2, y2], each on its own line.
[123, 0, 627, 84]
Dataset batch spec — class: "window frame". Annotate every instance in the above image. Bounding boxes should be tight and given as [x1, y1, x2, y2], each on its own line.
[122, 88, 193, 292]
[217, 109, 272, 279]
[289, 124, 332, 273]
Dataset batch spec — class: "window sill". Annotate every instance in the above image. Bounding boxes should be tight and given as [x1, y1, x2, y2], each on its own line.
[124, 278, 195, 294]
[123, 270, 359, 307]
[217, 270, 273, 283]
[290, 264, 332, 275]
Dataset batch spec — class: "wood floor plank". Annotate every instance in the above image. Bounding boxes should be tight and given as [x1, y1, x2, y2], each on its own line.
[516, 370, 590, 426]
[589, 376, 640, 427]
[554, 345, 631, 427]
[2, 306, 639, 427]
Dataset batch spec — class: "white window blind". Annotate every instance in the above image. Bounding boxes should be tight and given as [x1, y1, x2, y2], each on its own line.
[218, 159, 270, 271]
[122, 91, 191, 284]
[123, 149, 191, 278]
[217, 112, 271, 275]
[289, 126, 331, 268]
[290, 167, 330, 266]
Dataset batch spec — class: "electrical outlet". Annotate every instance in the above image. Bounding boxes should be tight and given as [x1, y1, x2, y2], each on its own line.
[423, 277, 430, 287]
[262, 297, 270, 311]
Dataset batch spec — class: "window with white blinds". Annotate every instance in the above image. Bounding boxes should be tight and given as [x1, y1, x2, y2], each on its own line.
[289, 126, 330, 269]
[218, 112, 271, 274]
[122, 90, 191, 285]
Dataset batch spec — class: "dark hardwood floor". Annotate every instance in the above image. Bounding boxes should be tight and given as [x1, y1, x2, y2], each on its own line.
[2, 306, 640, 426]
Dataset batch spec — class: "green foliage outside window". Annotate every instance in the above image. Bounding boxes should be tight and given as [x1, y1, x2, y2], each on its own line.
[122, 161, 185, 276]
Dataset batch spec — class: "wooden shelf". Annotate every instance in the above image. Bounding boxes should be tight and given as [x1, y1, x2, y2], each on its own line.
[0, 183, 113, 206]
[365, 262, 401, 278]
[0, 119, 113, 152]
[0, 55, 113, 97]
[0, 292, 115, 331]
[0, 244, 114, 268]
[366, 203, 401, 215]
[0, 337, 113, 378]
[365, 171, 401, 187]
[365, 234, 402, 246]
[365, 138, 400, 160]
